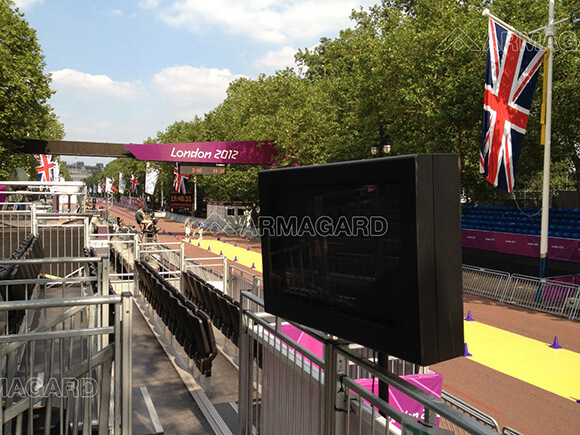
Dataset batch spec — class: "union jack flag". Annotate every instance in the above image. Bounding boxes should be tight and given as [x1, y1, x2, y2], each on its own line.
[130, 173, 140, 194]
[480, 18, 546, 193]
[173, 163, 189, 194]
[35, 154, 55, 183]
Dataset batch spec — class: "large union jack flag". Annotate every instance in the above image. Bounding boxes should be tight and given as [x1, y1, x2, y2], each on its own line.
[173, 163, 189, 194]
[34, 154, 55, 183]
[480, 18, 546, 193]
[130, 173, 140, 194]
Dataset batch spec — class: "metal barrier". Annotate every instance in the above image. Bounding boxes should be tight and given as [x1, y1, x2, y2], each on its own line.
[1, 203, 91, 277]
[462, 266, 512, 301]
[238, 290, 501, 435]
[184, 256, 227, 290]
[139, 241, 183, 274]
[228, 264, 263, 301]
[36, 213, 90, 277]
[0, 209, 35, 259]
[462, 265, 580, 321]
[89, 232, 138, 296]
[439, 391, 500, 433]
[0, 256, 132, 434]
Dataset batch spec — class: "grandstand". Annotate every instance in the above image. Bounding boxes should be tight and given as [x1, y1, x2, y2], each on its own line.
[462, 206, 580, 239]
[461, 206, 580, 277]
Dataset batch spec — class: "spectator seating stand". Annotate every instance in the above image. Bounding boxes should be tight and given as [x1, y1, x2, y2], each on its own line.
[462, 206, 580, 239]
[134, 260, 218, 376]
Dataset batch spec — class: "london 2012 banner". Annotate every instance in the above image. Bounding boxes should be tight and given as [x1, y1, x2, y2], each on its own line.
[124, 140, 277, 165]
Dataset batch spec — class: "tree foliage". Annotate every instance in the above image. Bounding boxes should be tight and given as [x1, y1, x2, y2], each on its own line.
[0, 0, 64, 180]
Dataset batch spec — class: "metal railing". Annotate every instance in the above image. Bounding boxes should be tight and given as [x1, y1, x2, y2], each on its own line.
[462, 265, 580, 320]
[462, 266, 511, 301]
[238, 290, 501, 435]
[1, 204, 91, 277]
[228, 264, 263, 301]
[184, 256, 227, 290]
[0, 256, 132, 434]
[439, 391, 500, 433]
[88, 232, 138, 296]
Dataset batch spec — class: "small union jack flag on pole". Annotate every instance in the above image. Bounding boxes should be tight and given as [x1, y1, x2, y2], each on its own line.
[35, 154, 55, 183]
[480, 17, 546, 193]
[130, 173, 140, 194]
[173, 163, 189, 194]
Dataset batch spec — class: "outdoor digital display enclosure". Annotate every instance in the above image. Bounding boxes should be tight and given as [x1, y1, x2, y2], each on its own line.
[259, 154, 464, 366]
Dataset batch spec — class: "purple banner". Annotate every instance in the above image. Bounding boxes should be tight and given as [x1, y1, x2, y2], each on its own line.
[462, 229, 580, 263]
[124, 140, 277, 164]
[0, 185, 7, 207]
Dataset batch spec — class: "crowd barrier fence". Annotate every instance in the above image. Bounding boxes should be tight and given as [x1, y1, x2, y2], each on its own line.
[462, 265, 580, 320]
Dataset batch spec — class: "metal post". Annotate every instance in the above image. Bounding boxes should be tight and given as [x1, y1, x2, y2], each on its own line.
[193, 175, 197, 217]
[323, 340, 337, 435]
[378, 351, 389, 416]
[179, 241, 185, 293]
[83, 216, 90, 250]
[31, 203, 38, 236]
[120, 292, 133, 434]
[222, 256, 228, 294]
[539, 0, 556, 278]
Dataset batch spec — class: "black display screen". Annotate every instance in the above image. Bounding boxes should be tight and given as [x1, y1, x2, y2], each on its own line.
[259, 154, 464, 365]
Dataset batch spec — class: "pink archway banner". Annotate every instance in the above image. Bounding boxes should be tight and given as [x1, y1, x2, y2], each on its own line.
[124, 140, 277, 164]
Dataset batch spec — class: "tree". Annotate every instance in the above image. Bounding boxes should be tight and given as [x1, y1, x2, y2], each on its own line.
[0, 0, 64, 180]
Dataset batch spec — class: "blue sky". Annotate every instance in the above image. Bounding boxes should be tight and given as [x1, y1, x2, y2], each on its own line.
[15, 0, 376, 164]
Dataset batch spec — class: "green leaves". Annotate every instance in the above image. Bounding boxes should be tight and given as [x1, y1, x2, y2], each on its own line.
[0, 1, 64, 179]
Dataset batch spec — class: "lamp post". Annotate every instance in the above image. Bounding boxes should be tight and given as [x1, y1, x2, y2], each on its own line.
[370, 137, 391, 157]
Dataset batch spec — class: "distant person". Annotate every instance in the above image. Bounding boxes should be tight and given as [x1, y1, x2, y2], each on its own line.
[195, 220, 204, 240]
[184, 217, 192, 241]
[135, 207, 152, 230]
[89, 215, 99, 234]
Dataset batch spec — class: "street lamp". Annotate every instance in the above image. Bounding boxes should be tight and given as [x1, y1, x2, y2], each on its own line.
[370, 137, 391, 157]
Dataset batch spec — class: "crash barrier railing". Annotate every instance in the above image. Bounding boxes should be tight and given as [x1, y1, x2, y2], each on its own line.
[438, 391, 500, 433]
[227, 264, 263, 301]
[88, 232, 138, 296]
[0, 181, 86, 211]
[462, 265, 580, 320]
[134, 259, 218, 376]
[138, 241, 183, 287]
[0, 255, 132, 434]
[1, 203, 91, 277]
[183, 257, 227, 291]
[238, 290, 502, 435]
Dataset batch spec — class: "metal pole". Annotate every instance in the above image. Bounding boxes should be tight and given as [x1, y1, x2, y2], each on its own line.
[193, 175, 197, 217]
[121, 292, 133, 434]
[323, 340, 337, 435]
[539, 0, 555, 278]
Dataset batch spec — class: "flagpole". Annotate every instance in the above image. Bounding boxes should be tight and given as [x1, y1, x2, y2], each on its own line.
[482, 9, 546, 51]
[539, 0, 555, 278]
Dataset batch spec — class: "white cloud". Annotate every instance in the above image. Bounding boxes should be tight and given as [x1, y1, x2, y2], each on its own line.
[109, 9, 137, 19]
[254, 46, 297, 71]
[151, 65, 244, 118]
[155, 0, 373, 43]
[51, 69, 140, 101]
[13, 0, 44, 10]
[139, 0, 160, 9]
[47, 66, 242, 144]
